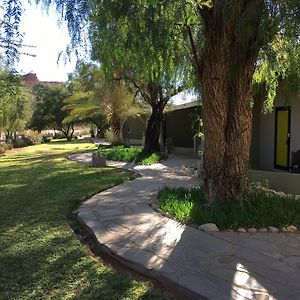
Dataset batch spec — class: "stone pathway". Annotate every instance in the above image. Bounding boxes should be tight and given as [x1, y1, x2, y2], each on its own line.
[69, 153, 300, 300]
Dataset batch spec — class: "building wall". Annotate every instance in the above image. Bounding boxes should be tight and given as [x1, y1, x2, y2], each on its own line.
[165, 106, 200, 148]
[252, 86, 300, 171]
[123, 115, 147, 145]
[250, 94, 262, 169]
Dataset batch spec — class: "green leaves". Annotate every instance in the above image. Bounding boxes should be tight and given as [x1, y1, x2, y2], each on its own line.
[1, 0, 23, 66]
[63, 62, 139, 130]
[28, 83, 69, 132]
[0, 69, 32, 134]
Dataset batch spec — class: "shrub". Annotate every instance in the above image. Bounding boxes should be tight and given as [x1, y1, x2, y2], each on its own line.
[95, 145, 167, 165]
[104, 128, 115, 144]
[0, 142, 13, 154]
[26, 131, 43, 145]
[13, 135, 35, 148]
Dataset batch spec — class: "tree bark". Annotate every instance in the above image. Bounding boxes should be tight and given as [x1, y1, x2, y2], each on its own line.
[61, 124, 74, 141]
[143, 102, 164, 154]
[200, 1, 265, 203]
[111, 113, 124, 145]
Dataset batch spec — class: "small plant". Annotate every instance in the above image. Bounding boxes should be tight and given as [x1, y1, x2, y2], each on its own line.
[92, 150, 103, 157]
[26, 131, 44, 144]
[104, 128, 116, 144]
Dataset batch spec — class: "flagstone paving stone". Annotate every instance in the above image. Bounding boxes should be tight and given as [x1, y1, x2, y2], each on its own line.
[69, 153, 300, 300]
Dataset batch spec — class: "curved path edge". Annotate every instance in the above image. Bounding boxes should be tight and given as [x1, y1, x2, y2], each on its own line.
[69, 153, 300, 300]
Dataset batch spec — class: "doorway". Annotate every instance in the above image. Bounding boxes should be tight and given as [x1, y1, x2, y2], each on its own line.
[274, 107, 291, 171]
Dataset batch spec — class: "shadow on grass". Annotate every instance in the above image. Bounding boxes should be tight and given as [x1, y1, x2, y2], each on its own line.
[0, 145, 165, 300]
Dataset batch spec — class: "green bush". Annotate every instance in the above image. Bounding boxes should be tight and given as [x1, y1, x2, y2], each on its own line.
[158, 186, 300, 229]
[94, 145, 167, 165]
[104, 128, 116, 144]
[13, 135, 35, 148]
[0, 142, 13, 154]
[26, 131, 43, 144]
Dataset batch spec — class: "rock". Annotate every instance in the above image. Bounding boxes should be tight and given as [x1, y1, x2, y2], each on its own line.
[164, 212, 173, 219]
[258, 228, 268, 232]
[151, 203, 158, 210]
[286, 225, 298, 232]
[91, 156, 106, 167]
[198, 223, 219, 232]
[248, 228, 257, 233]
[237, 228, 247, 233]
[281, 227, 289, 232]
[268, 226, 279, 233]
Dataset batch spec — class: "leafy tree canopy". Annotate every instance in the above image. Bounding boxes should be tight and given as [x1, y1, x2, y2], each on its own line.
[28, 83, 74, 139]
[0, 64, 33, 138]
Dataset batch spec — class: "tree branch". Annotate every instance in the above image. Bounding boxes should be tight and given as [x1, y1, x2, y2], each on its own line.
[186, 24, 202, 77]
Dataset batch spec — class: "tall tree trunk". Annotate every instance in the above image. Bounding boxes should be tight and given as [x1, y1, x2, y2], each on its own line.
[61, 124, 74, 141]
[111, 113, 123, 145]
[143, 102, 164, 154]
[200, 1, 265, 204]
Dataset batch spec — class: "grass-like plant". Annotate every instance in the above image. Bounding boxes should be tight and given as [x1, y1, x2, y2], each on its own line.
[94, 145, 167, 165]
[158, 186, 300, 229]
[0, 140, 165, 299]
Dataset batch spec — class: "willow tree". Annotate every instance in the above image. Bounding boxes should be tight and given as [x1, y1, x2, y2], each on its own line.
[88, 1, 191, 153]
[181, 1, 300, 203]
[38, 0, 190, 153]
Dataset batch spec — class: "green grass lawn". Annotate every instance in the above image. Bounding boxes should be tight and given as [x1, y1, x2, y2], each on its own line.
[94, 145, 167, 165]
[0, 140, 166, 300]
[158, 186, 300, 230]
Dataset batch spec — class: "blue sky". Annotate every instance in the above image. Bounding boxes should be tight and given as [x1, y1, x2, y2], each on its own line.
[17, 1, 76, 82]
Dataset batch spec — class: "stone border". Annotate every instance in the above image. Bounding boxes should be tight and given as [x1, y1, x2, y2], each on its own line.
[148, 193, 299, 234]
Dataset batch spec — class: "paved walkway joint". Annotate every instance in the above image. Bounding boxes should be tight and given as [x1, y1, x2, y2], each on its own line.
[69, 153, 300, 300]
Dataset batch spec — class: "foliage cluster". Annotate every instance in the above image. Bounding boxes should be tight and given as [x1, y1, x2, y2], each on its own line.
[0, 69, 33, 139]
[0, 142, 13, 154]
[64, 63, 140, 144]
[95, 145, 167, 165]
[158, 186, 300, 230]
[28, 83, 75, 140]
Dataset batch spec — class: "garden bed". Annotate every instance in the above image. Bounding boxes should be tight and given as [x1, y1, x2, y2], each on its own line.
[156, 186, 300, 232]
[94, 145, 167, 165]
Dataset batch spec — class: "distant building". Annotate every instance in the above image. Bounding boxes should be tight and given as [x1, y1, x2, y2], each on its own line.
[21, 73, 62, 86]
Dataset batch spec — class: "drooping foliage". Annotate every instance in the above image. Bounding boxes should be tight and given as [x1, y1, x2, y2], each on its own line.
[0, 70, 22, 134]
[0, 67, 33, 140]
[88, 1, 193, 152]
[1, 0, 23, 65]
[37, 0, 192, 152]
